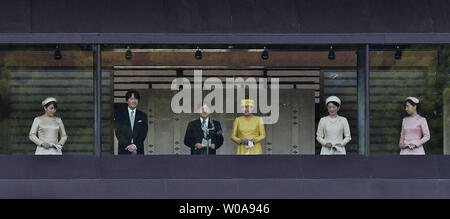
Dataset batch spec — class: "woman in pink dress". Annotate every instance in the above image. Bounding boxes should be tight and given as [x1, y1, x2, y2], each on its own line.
[399, 97, 430, 155]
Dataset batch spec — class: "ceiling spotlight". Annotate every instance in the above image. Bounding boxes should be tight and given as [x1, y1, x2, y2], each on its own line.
[54, 45, 62, 60]
[125, 46, 132, 60]
[195, 46, 202, 60]
[328, 45, 335, 60]
[394, 46, 402, 60]
[261, 46, 269, 60]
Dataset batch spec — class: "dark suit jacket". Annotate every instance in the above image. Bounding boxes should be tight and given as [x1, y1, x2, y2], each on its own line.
[184, 118, 224, 155]
[114, 109, 148, 155]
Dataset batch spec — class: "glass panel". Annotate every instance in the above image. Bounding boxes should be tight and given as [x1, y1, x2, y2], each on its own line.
[0, 45, 95, 155]
[101, 45, 358, 155]
[369, 45, 450, 154]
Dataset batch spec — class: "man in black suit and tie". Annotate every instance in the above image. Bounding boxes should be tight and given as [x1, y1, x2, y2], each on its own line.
[184, 103, 224, 155]
[114, 90, 148, 155]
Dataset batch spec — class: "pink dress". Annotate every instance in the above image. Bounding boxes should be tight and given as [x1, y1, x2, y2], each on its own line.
[399, 115, 430, 155]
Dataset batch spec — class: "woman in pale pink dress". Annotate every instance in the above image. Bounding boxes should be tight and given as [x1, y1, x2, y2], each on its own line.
[399, 97, 430, 155]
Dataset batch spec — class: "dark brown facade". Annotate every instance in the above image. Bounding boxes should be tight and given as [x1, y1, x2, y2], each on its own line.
[0, 0, 449, 199]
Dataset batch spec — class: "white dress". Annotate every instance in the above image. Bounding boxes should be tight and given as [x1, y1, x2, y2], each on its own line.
[29, 115, 68, 155]
[316, 116, 351, 155]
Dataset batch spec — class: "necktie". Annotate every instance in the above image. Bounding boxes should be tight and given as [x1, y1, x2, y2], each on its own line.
[130, 110, 135, 131]
[202, 118, 208, 138]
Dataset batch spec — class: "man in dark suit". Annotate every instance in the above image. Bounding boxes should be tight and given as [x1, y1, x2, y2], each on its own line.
[114, 90, 148, 155]
[184, 103, 224, 155]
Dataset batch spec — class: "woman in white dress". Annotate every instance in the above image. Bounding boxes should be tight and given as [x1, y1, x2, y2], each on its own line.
[29, 97, 68, 155]
[316, 96, 351, 155]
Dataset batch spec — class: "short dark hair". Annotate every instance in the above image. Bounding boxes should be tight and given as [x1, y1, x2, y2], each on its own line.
[404, 99, 421, 114]
[125, 90, 140, 101]
[44, 101, 57, 109]
[327, 101, 340, 108]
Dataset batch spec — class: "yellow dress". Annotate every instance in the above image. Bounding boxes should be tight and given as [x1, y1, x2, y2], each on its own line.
[231, 116, 266, 155]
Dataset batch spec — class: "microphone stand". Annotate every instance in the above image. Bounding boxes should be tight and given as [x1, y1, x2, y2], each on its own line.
[206, 137, 209, 155]
[201, 118, 211, 156]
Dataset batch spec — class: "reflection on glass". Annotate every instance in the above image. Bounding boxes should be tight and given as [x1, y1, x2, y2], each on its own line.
[101, 45, 358, 155]
[370, 45, 450, 154]
[0, 45, 95, 154]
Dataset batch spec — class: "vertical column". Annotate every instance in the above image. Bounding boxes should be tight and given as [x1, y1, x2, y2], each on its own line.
[93, 44, 102, 157]
[440, 46, 450, 154]
[265, 124, 273, 155]
[173, 113, 181, 155]
[149, 93, 158, 154]
[444, 88, 450, 154]
[173, 69, 183, 155]
[0, 66, 9, 154]
[291, 104, 300, 155]
[262, 69, 273, 154]
[357, 44, 370, 156]
[146, 94, 155, 155]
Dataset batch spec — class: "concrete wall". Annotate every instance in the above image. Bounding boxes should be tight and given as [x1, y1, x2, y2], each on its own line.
[1, 0, 449, 34]
[1, 155, 450, 198]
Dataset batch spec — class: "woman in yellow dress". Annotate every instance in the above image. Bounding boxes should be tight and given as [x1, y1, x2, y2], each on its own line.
[231, 99, 266, 155]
